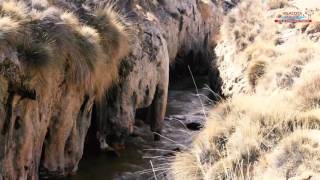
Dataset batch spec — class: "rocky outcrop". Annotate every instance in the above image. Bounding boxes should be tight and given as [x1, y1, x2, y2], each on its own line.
[0, 0, 224, 179]
[0, 0, 131, 179]
[94, 0, 223, 148]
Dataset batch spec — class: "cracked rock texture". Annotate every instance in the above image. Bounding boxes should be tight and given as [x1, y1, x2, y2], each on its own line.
[0, 0, 223, 179]
[94, 0, 223, 148]
[0, 0, 130, 179]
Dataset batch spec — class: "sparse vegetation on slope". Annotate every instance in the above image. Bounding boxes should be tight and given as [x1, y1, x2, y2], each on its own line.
[172, 0, 320, 179]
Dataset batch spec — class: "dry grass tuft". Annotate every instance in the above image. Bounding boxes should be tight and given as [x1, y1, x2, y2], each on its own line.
[267, 0, 290, 9]
[0, 0, 132, 98]
[248, 60, 266, 89]
[0, 0, 28, 20]
[0, 16, 21, 43]
[88, 5, 133, 98]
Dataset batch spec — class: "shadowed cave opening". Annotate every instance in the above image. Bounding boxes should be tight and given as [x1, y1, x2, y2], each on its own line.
[170, 50, 209, 87]
[169, 49, 223, 97]
[134, 48, 223, 124]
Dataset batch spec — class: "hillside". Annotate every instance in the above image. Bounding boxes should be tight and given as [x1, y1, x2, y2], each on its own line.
[171, 0, 320, 179]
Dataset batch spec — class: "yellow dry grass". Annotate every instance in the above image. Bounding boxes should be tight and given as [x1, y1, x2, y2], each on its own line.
[171, 0, 320, 179]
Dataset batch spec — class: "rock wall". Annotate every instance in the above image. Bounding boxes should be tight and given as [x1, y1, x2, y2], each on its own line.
[94, 0, 223, 147]
[0, 0, 224, 179]
[0, 0, 131, 179]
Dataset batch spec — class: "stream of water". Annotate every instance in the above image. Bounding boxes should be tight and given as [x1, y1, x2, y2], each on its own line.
[62, 77, 212, 180]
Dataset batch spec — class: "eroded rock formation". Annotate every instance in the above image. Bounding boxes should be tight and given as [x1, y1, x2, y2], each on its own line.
[0, 0, 131, 178]
[0, 0, 224, 179]
[94, 0, 223, 147]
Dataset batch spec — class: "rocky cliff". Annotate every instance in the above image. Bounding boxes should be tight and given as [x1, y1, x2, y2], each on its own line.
[0, 0, 131, 179]
[95, 0, 223, 149]
[0, 0, 223, 179]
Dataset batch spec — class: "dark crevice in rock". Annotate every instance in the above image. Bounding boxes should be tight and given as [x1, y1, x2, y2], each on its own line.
[79, 95, 90, 114]
[12, 84, 37, 100]
[135, 108, 149, 123]
[2, 84, 14, 135]
[82, 103, 101, 157]
[147, 87, 162, 141]
[39, 128, 51, 179]
[14, 116, 22, 130]
[179, 16, 184, 32]
[170, 49, 210, 81]
[170, 50, 219, 85]
[169, 48, 224, 102]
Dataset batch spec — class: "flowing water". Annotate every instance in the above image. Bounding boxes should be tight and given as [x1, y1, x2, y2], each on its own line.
[63, 76, 213, 180]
